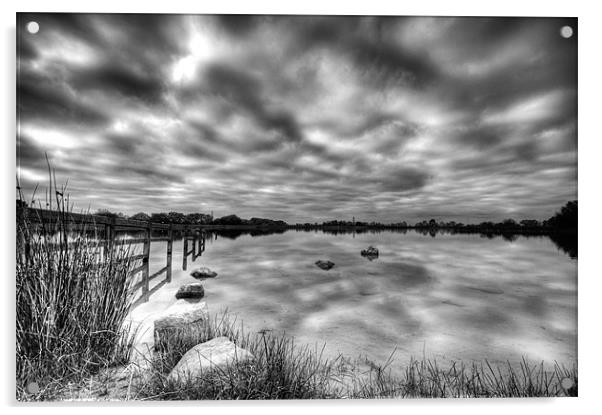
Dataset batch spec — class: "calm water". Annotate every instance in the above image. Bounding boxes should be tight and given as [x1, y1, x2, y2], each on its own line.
[131, 230, 577, 371]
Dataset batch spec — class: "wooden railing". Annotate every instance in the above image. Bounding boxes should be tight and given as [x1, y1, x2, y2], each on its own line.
[17, 207, 207, 307]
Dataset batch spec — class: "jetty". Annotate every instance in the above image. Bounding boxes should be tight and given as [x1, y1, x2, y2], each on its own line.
[17, 206, 207, 307]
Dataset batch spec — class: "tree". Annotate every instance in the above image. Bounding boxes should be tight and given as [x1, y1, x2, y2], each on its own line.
[150, 212, 170, 224]
[185, 213, 212, 224]
[167, 212, 186, 224]
[547, 201, 577, 229]
[500, 218, 518, 227]
[95, 209, 125, 219]
[520, 219, 540, 228]
[213, 214, 245, 225]
[130, 212, 150, 222]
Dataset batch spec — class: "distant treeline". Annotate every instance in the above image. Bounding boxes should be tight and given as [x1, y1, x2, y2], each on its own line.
[208, 226, 577, 258]
[28, 200, 575, 232]
[292, 201, 577, 232]
[90, 211, 288, 228]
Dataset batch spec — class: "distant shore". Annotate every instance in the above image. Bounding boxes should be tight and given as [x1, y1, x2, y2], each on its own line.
[194, 224, 577, 262]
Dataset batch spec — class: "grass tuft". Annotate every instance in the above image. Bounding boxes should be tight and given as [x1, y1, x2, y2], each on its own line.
[135, 314, 340, 400]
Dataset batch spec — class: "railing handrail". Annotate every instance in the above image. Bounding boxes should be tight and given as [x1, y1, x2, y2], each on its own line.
[17, 206, 206, 308]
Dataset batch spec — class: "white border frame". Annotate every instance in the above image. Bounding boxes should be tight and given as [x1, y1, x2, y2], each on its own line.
[2, 1, 600, 414]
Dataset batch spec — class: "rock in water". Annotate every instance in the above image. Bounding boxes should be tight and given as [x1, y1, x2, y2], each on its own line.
[168, 337, 254, 382]
[154, 300, 209, 351]
[175, 283, 205, 300]
[315, 260, 335, 270]
[361, 246, 379, 260]
[190, 267, 218, 280]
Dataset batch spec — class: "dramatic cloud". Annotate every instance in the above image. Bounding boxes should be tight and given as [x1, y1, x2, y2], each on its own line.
[16, 14, 577, 223]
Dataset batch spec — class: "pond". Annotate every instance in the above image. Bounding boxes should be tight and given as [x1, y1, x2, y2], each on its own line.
[130, 229, 577, 373]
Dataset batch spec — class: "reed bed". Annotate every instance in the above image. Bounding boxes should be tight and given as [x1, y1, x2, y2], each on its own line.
[16, 181, 135, 401]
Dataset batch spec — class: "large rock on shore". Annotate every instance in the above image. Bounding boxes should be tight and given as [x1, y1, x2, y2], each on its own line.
[315, 260, 335, 270]
[190, 267, 218, 280]
[175, 283, 205, 300]
[168, 337, 254, 382]
[154, 300, 209, 351]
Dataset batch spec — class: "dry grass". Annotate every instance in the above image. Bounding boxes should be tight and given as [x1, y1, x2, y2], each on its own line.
[133, 314, 577, 400]
[347, 357, 577, 398]
[134, 314, 339, 400]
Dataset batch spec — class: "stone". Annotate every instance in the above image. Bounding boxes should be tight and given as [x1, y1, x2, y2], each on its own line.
[153, 300, 209, 351]
[168, 337, 254, 382]
[175, 283, 205, 300]
[154, 300, 209, 330]
[361, 246, 379, 260]
[315, 260, 335, 270]
[190, 267, 218, 280]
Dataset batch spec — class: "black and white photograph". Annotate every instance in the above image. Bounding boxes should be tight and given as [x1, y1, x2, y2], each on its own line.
[15, 12, 577, 401]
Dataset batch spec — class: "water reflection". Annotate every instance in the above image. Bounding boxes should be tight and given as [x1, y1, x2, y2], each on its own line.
[211, 228, 287, 239]
[548, 232, 578, 259]
[181, 232, 208, 270]
[132, 228, 577, 376]
[212, 228, 577, 259]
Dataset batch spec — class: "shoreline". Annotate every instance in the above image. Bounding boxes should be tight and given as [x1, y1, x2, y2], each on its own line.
[47, 309, 579, 401]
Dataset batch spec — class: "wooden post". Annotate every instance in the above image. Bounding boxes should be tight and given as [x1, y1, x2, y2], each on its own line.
[142, 223, 151, 299]
[107, 218, 116, 262]
[166, 224, 173, 282]
[182, 229, 188, 271]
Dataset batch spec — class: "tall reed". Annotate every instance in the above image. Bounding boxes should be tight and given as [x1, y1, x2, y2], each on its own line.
[16, 177, 135, 401]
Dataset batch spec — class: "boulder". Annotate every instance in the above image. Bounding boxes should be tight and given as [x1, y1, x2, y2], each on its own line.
[154, 300, 209, 330]
[154, 300, 209, 351]
[168, 337, 254, 382]
[315, 260, 335, 270]
[175, 283, 205, 300]
[361, 246, 379, 260]
[190, 267, 218, 280]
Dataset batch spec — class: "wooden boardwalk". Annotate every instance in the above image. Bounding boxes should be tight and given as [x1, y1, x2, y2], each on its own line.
[17, 207, 207, 306]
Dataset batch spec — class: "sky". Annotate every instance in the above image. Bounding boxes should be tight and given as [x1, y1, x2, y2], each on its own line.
[16, 14, 577, 224]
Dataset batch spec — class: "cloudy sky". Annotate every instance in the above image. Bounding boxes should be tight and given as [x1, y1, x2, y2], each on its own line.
[17, 14, 577, 223]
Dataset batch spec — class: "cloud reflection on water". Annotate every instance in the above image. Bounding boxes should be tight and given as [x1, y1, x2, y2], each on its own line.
[134, 230, 576, 373]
